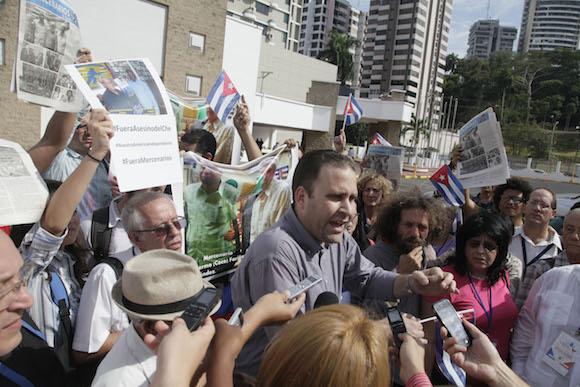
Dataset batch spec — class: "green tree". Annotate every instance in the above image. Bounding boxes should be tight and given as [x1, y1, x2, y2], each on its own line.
[401, 114, 429, 146]
[318, 29, 361, 85]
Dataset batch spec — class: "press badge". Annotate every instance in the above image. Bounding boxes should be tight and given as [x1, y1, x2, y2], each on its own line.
[542, 331, 580, 376]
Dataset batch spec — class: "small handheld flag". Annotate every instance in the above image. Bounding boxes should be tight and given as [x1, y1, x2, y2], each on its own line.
[429, 165, 465, 206]
[206, 70, 241, 123]
[343, 94, 363, 125]
[371, 132, 392, 146]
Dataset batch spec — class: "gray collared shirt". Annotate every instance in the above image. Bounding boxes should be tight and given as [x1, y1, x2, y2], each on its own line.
[231, 207, 398, 376]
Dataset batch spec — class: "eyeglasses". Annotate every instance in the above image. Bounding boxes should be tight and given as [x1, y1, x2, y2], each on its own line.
[0, 264, 33, 309]
[136, 217, 186, 238]
[467, 240, 498, 251]
[500, 194, 524, 204]
[528, 200, 552, 210]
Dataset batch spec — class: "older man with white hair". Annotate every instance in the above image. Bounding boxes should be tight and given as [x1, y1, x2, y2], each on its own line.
[73, 191, 184, 366]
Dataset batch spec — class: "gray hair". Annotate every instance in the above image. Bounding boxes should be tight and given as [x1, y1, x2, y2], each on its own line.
[121, 191, 172, 232]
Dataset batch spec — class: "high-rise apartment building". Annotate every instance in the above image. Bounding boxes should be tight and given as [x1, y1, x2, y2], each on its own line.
[360, 0, 453, 130]
[467, 19, 517, 59]
[298, 0, 363, 56]
[227, 0, 303, 52]
[518, 0, 580, 53]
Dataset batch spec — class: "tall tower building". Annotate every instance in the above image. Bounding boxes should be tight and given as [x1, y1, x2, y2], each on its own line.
[518, 0, 580, 53]
[298, 0, 363, 58]
[360, 0, 453, 131]
[467, 19, 517, 59]
[227, 0, 303, 52]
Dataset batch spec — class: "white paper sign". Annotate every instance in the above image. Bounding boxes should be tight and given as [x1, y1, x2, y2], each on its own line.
[65, 58, 182, 192]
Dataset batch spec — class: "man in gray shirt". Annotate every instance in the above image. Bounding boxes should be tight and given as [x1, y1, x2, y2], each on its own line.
[231, 150, 458, 376]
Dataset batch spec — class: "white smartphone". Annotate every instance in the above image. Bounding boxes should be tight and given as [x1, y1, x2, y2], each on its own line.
[227, 307, 244, 327]
[287, 274, 323, 299]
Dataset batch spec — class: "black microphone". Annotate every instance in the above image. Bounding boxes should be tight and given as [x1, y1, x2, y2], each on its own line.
[314, 292, 339, 309]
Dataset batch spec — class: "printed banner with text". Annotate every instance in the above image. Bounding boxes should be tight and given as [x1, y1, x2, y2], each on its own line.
[65, 58, 181, 192]
[182, 146, 296, 279]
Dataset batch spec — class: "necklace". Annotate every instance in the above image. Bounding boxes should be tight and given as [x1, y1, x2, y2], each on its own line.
[469, 272, 487, 280]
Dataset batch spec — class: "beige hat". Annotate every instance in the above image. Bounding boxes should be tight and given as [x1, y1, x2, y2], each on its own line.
[112, 249, 221, 321]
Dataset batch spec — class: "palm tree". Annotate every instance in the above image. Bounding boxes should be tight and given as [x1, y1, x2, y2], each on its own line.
[401, 114, 430, 146]
[318, 29, 361, 85]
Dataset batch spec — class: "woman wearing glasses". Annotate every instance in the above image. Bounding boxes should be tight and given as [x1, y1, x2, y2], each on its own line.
[421, 212, 519, 379]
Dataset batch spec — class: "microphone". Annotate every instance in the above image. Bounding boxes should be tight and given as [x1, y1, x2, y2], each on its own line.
[314, 292, 339, 309]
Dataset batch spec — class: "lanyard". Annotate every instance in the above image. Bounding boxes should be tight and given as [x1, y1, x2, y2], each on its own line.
[467, 273, 493, 334]
[0, 363, 34, 387]
[521, 238, 554, 268]
[485, 200, 492, 209]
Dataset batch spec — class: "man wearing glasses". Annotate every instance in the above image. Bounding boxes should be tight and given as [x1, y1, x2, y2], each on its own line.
[508, 188, 562, 276]
[73, 191, 184, 367]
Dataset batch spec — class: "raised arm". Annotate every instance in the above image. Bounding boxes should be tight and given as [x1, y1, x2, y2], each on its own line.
[41, 109, 113, 236]
[234, 95, 262, 161]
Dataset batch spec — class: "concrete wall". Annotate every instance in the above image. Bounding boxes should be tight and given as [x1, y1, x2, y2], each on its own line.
[0, 0, 41, 149]
[258, 41, 337, 102]
[303, 80, 340, 151]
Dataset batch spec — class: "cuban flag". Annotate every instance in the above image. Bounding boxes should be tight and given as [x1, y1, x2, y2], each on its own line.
[371, 132, 392, 146]
[430, 165, 465, 206]
[206, 70, 241, 123]
[343, 94, 363, 125]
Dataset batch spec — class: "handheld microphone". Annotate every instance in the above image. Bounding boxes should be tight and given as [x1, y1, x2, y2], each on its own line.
[314, 292, 339, 309]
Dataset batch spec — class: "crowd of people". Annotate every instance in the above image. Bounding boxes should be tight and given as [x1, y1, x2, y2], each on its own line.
[1, 49, 579, 387]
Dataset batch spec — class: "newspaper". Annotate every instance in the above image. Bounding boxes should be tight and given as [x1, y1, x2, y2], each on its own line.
[457, 108, 509, 189]
[14, 0, 82, 112]
[65, 58, 182, 192]
[363, 144, 405, 191]
[182, 146, 297, 279]
[0, 140, 49, 227]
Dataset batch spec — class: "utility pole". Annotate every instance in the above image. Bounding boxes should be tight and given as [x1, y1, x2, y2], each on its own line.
[548, 120, 559, 165]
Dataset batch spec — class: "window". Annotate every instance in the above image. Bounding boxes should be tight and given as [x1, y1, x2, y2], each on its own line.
[185, 75, 202, 96]
[284, 14, 289, 23]
[256, 2, 269, 15]
[0, 39, 4, 66]
[189, 32, 205, 52]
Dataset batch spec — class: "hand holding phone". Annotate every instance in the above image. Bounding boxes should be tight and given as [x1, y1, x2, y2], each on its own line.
[386, 306, 407, 348]
[433, 299, 471, 347]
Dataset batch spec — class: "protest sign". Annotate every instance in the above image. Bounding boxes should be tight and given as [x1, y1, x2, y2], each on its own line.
[0, 140, 49, 227]
[362, 144, 405, 191]
[182, 146, 296, 279]
[65, 58, 181, 192]
[15, 0, 83, 112]
[457, 108, 509, 189]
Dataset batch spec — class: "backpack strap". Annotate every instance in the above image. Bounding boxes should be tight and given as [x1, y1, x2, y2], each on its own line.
[98, 257, 124, 280]
[48, 271, 73, 350]
[91, 206, 112, 263]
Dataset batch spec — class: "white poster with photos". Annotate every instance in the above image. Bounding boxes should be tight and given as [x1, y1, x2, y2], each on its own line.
[15, 0, 83, 112]
[65, 58, 182, 193]
[457, 108, 510, 188]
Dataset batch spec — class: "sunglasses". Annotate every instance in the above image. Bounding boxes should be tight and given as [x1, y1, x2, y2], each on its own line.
[136, 217, 186, 238]
[467, 240, 498, 251]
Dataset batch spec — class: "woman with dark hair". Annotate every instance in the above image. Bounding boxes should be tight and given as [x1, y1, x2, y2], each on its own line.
[422, 211, 519, 368]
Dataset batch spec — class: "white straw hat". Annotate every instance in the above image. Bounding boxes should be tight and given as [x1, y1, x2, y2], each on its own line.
[112, 249, 221, 321]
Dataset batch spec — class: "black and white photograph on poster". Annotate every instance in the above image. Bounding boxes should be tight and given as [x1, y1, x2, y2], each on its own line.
[15, 0, 82, 112]
[66, 59, 167, 116]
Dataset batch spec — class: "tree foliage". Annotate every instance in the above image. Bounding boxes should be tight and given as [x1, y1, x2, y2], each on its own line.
[401, 114, 430, 146]
[443, 49, 580, 159]
[318, 29, 361, 85]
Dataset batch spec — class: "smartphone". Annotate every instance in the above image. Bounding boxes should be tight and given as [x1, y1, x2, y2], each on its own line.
[386, 306, 407, 348]
[287, 274, 323, 299]
[180, 287, 222, 332]
[227, 307, 244, 327]
[432, 299, 471, 347]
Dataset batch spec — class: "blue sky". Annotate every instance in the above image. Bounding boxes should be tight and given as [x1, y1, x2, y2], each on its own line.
[353, 0, 524, 57]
